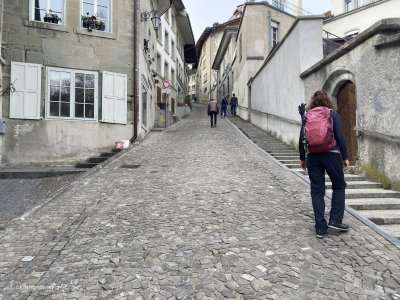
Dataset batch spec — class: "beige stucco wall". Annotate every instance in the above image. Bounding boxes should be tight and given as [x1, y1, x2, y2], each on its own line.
[250, 18, 324, 147]
[234, 3, 296, 120]
[196, 28, 225, 102]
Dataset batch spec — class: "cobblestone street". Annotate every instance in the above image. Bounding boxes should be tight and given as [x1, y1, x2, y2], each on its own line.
[0, 103, 399, 300]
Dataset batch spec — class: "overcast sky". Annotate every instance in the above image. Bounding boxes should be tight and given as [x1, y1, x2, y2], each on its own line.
[184, 0, 331, 41]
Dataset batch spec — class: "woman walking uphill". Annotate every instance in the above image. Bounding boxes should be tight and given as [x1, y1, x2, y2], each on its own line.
[207, 98, 219, 128]
[299, 90, 350, 239]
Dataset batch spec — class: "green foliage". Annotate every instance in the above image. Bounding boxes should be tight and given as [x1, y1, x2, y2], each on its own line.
[361, 161, 392, 190]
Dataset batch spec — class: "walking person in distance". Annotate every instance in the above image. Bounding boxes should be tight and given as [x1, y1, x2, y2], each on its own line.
[230, 94, 238, 116]
[220, 96, 228, 118]
[299, 90, 350, 239]
[207, 98, 219, 128]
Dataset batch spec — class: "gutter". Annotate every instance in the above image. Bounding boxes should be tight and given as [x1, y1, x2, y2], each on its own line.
[131, 0, 139, 142]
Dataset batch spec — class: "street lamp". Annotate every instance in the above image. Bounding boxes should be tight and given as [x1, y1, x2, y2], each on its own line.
[140, 10, 161, 31]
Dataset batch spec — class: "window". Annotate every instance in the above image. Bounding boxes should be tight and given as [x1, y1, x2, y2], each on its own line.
[32, 0, 65, 24]
[46, 67, 98, 120]
[82, 0, 110, 32]
[156, 53, 162, 74]
[171, 40, 175, 60]
[239, 34, 242, 61]
[345, 0, 353, 12]
[171, 69, 175, 86]
[271, 21, 279, 48]
[164, 31, 170, 53]
[272, 0, 285, 11]
[10, 62, 42, 119]
[142, 83, 148, 128]
[164, 62, 169, 80]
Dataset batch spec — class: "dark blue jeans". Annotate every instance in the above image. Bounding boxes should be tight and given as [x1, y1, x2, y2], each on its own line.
[231, 105, 237, 116]
[210, 112, 217, 127]
[307, 152, 346, 232]
[221, 106, 227, 117]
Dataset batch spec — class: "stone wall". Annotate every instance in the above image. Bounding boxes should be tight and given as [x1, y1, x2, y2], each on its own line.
[302, 19, 400, 186]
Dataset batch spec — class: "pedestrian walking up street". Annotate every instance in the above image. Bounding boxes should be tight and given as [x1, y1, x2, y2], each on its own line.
[299, 90, 350, 239]
[220, 96, 228, 117]
[0, 103, 399, 299]
[207, 98, 219, 127]
[230, 93, 238, 116]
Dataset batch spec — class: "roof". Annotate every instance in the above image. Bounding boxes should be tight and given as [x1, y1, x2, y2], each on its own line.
[195, 18, 241, 60]
[211, 26, 239, 70]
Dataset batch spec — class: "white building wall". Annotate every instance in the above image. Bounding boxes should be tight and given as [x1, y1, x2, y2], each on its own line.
[325, 0, 399, 37]
[250, 18, 324, 146]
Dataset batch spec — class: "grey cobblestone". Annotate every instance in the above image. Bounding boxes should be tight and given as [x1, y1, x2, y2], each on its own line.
[0, 104, 400, 299]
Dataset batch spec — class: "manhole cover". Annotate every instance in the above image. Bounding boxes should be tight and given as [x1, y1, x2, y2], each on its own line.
[120, 164, 141, 169]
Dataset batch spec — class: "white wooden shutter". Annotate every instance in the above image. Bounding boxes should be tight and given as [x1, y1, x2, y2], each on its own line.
[10, 62, 41, 119]
[102, 71, 127, 124]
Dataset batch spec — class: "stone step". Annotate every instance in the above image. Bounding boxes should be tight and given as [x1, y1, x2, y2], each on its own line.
[379, 224, 400, 239]
[286, 164, 301, 169]
[357, 210, 400, 225]
[100, 152, 117, 158]
[279, 159, 300, 164]
[75, 162, 98, 169]
[291, 169, 367, 181]
[0, 167, 85, 179]
[274, 155, 299, 160]
[327, 181, 382, 189]
[347, 198, 400, 210]
[88, 157, 108, 163]
[345, 189, 400, 199]
[267, 149, 298, 154]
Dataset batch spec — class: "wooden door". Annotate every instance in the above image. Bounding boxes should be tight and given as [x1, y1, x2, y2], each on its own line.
[337, 81, 358, 163]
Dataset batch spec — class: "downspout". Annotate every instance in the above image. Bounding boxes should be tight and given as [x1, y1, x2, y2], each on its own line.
[131, 0, 139, 142]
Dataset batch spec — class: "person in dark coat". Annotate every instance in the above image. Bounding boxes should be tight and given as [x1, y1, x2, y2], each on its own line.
[220, 96, 228, 117]
[230, 93, 238, 116]
[299, 90, 350, 239]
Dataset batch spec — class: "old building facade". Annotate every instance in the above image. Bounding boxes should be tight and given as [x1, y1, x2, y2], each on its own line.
[0, 0, 195, 164]
[195, 10, 242, 103]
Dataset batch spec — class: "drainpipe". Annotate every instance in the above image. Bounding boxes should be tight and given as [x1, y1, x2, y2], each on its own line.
[131, 0, 139, 142]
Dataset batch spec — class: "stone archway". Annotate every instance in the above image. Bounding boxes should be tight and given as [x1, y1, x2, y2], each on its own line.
[322, 69, 358, 163]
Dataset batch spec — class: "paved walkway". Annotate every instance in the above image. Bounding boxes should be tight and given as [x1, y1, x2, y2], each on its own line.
[0, 104, 399, 299]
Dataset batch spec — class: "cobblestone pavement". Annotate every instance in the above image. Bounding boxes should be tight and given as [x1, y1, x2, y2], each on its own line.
[0, 174, 80, 227]
[1, 103, 400, 300]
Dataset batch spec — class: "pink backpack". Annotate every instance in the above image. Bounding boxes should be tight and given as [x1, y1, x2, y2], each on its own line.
[305, 107, 337, 153]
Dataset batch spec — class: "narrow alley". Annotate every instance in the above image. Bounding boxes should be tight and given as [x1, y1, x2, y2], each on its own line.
[0, 104, 399, 300]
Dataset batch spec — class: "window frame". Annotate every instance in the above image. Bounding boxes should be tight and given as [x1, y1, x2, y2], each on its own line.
[271, 21, 279, 48]
[30, 0, 65, 25]
[81, 0, 111, 32]
[46, 67, 99, 121]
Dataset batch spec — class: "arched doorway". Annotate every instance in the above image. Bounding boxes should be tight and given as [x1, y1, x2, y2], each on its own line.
[336, 81, 358, 163]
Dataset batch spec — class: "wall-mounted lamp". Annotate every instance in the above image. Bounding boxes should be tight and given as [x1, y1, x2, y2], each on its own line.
[141, 11, 161, 31]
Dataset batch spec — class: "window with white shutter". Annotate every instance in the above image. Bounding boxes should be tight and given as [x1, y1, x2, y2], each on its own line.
[102, 71, 127, 124]
[10, 62, 42, 119]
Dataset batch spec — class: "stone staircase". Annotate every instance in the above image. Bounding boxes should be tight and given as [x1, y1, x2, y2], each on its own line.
[75, 148, 122, 169]
[235, 124, 400, 241]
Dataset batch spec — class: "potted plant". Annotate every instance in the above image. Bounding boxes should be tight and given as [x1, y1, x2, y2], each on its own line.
[81, 13, 106, 32]
[44, 10, 61, 24]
